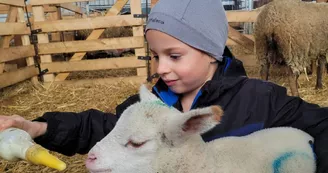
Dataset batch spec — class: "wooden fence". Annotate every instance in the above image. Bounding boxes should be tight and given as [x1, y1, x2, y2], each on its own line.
[0, 0, 260, 89]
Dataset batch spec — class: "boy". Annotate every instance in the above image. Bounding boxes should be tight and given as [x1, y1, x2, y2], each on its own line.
[1, 0, 327, 172]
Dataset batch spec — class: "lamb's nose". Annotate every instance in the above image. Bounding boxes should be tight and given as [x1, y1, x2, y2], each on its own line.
[87, 153, 97, 162]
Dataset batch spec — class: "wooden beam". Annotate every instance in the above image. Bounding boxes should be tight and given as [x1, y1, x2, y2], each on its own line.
[33, 15, 143, 32]
[32, 6, 55, 82]
[0, 0, 24, 7]
[42, 57, 146, 73]
[131, 0, 147, 77]
[59, 3, 83, 14]
[226, 10, 260, 23]
[54, 0, 129, 81]
[151, 0, 159, 7]
[0, 5, 57, 14]
[50, 76, 147, 86]
[0, 36, 144, 63]
[0, 45, 35, 63]
[0, 23, 30, 36]
[228, 26, 254, 52]
[0, 63, 4, 73]
[30, 0, 94, 6]
[38, 36, 144, 54]
[0, 65, 38, 89]
[17, 7, 39, 85]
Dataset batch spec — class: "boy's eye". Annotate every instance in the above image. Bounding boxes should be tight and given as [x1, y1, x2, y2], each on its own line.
[170, 55, 181, 59]
[153, 55, 159, 60]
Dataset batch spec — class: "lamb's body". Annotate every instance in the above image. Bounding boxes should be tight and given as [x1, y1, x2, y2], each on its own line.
[157, 127, 315, 173]
[254, 0, 328, 96]
[86, 85, 316, 173]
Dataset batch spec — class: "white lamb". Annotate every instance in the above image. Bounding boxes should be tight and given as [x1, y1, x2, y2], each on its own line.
[85, 85, 316, 173]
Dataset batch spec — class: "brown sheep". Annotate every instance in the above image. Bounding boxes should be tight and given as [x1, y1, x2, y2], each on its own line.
[254, 0, 328, 96]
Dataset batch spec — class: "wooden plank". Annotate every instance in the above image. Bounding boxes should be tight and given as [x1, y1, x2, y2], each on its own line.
[0, 45, 35, 63]
[1, 6, 18, 48]
[47, 11, 61, 42]
[226, 34, 254, 46]
[42, 57, 146, 73]
[50, 76, 147, 86]
[0, 36, 144, 63]
[30, 0, 94, 6]
[59, 3, 83, 14]
[226, 10, 260, 23]
[228, 26, 254, 52]
[0, 23, 30, 36]
[131, 0, 147, 77]
[17, 7, 39, 84]
[0, 63, 4, 73]
[0, 65, 38, 89]
[54, 0, 129, 81]
[0, 5, 57, 14]
[32, 6, 54, 82]
[0, 0, 24, 7]
[38, 36, 144, 54]
[33, 15, 143, 32]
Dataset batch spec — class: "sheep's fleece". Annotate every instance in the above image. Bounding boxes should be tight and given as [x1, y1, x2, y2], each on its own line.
[86, 85, 316, 173]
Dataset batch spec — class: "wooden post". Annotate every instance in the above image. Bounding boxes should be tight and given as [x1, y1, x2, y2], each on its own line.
[0, 6, 17, 74]
[17, 7, 39, 85]
[151, 0, 159, 7]
[54, 0, 129, 81]
[130, 0, 147, 77]
[32, 6, 55, 82]
[150, 0, 158, 77]
[47, 7, 62, 42]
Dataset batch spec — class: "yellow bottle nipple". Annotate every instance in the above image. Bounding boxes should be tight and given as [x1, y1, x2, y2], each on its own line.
[25, 144, 67, 171]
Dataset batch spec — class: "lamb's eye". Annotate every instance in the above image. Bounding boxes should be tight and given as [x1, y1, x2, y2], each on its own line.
[125, 140, 147, 148]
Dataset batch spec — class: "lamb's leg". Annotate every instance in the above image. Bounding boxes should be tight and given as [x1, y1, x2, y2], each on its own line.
[315, 55, 326, 89]
[287, 67, 299, 97]
[309, 59, 316, 75]
[260, 62, 270, 81]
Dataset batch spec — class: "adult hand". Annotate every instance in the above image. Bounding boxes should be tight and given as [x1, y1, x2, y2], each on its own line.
[0, 115, 47, 138]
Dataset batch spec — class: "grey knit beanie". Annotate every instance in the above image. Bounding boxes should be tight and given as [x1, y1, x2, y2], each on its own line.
[145, 0, 229, 61]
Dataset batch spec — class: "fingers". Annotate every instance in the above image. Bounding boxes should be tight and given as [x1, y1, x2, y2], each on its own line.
[0, 115, 24, 131]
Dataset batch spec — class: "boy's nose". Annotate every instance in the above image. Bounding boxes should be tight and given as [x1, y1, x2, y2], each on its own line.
[156, 60, 170, 75]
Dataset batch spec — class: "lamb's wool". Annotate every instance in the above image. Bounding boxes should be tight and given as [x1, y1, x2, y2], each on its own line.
[86, 85, 316, 173]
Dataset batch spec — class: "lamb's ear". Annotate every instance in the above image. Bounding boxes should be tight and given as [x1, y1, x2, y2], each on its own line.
[179, 106, 223, 135]
[139, 84, 158, 102]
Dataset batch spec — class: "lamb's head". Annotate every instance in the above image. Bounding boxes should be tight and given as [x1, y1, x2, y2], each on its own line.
[86, 85, 223, 173]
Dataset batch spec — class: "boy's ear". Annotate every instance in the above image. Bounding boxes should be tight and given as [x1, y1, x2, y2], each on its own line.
[139, 84, 159, 102]
[178, 106, 223, 135]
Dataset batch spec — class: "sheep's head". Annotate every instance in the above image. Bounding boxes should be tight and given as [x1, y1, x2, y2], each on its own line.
[86, 85, 223, 173]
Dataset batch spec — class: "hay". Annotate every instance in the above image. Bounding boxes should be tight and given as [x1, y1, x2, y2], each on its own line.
[0, 66, 327, 172]
[0, 79, 139, 173]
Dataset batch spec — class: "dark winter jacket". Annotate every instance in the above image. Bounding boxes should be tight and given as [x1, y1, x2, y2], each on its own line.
[33, 47, 328, 173]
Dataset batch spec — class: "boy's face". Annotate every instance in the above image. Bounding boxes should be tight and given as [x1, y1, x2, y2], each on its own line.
[145, 30, 217, 95]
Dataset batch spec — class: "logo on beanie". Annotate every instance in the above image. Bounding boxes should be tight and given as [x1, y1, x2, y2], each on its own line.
[148, 18, 164, 25]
